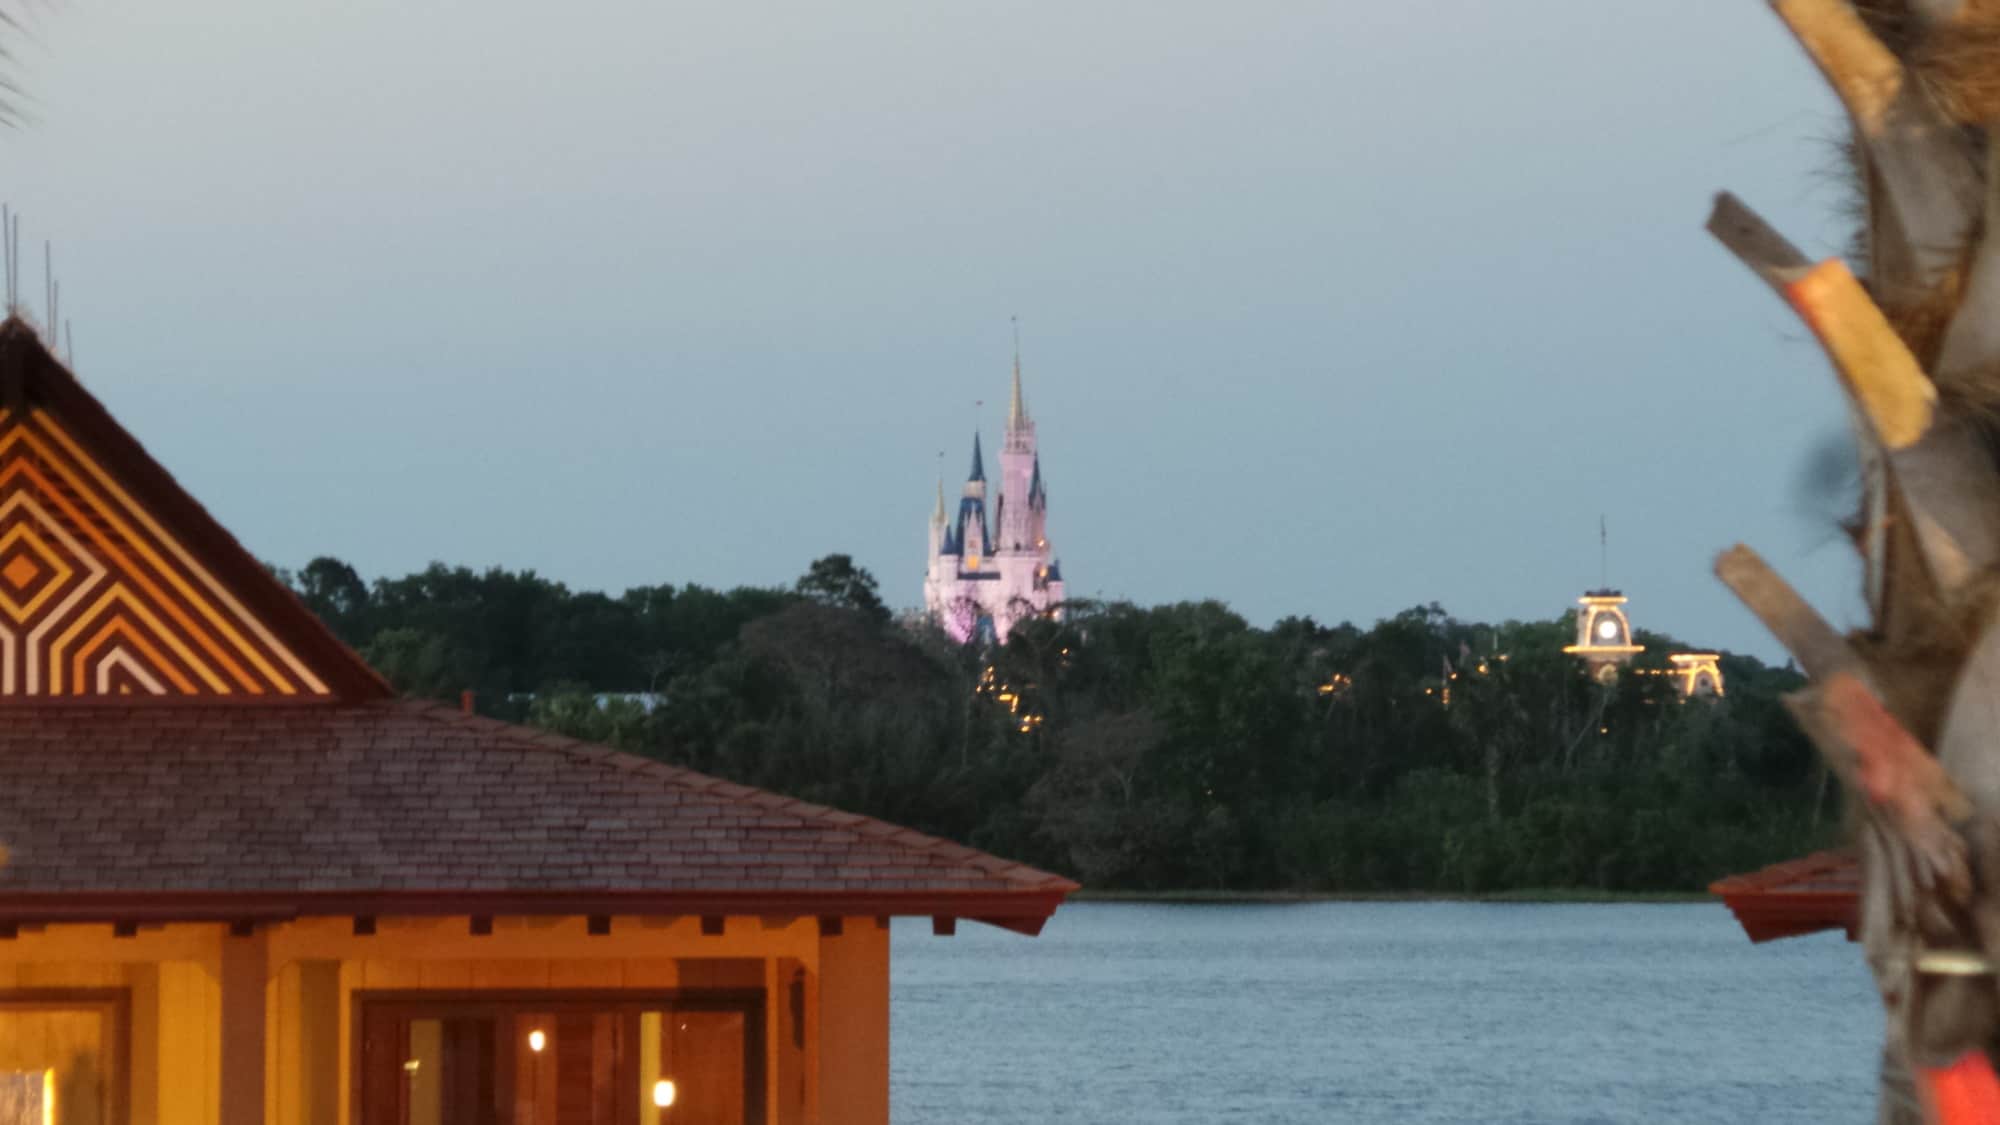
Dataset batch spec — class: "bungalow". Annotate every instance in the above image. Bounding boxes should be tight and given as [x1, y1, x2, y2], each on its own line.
[0, 316, 1075, 1125]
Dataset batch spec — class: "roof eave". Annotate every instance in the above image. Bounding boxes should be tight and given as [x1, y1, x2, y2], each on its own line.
[0, 885, 1078, 935]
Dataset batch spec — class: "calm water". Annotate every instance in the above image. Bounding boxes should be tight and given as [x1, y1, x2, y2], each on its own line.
[892, 902, 1880, 1124]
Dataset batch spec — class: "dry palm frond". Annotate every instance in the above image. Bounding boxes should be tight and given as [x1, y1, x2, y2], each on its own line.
[1716, 1, 2000, 1121]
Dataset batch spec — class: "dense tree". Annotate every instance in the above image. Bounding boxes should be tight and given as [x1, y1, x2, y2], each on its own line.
[279, 554, 1827, 893]
[793, 554, 890, 623]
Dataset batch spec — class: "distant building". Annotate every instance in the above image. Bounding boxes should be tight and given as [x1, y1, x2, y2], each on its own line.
[1559, 589, 1727, 699]
[1563, 589, 1644, 683]
[1669, 652, 1725, 698]
[924, 359, 1066, 643]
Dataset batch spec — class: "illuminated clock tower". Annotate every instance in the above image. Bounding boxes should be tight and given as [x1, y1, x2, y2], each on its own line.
[1563, 590, 1644, 683]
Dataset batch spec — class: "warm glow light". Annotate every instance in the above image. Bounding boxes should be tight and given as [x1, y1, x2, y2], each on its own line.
[653, 1079, 677, 1108]
[1596, 618, 1619, 641]
[528, 1030, 547, 1053]
[402, 1059, 421, 1073]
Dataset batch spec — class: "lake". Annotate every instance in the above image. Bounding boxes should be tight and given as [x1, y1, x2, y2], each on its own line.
[892, 902, 1880, 1124]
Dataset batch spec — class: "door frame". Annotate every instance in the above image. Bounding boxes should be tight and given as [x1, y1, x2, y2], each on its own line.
[0, 987, 131, 1125]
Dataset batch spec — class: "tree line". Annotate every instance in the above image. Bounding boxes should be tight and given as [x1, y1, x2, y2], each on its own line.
[275, 554, 1831, 893]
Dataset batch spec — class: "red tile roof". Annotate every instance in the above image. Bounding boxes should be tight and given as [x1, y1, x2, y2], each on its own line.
[0, 700, 1075, 930]
[1709, 849, 1858, 943]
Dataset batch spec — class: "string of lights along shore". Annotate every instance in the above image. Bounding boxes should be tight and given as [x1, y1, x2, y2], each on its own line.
[923, 338, 1066, 645]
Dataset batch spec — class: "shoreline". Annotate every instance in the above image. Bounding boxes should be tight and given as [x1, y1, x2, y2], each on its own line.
[1068, 888, 1715, 904]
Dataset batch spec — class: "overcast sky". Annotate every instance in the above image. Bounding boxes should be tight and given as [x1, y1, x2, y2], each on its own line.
[3, 1, 1863, 660]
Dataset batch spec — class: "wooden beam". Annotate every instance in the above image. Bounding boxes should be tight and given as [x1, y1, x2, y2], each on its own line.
[1771, 0, 1979, 286]
[1786, 259, 1936, 450]
[700, 915, 725, 936]
[1714, 545, 1857, 678]
[468, 916, 493, 936]
[111, 921, 137, 939]
[586, 915, 611, 936]
[351, 915, 376, 936]
[1707, 193, 1812, 297]
[817, 916, 843, 938]
[1705, 198, 1901, 611]
[1887, 427, 2000, 597]
[228, 920, 256, 938]
[1935, 605, 2000, 811]
[1938, 143, 2000, 378]
[931, 916, 956, 937]
[1786, 675, 1973, 907]
[1779, 261, 2000, 597]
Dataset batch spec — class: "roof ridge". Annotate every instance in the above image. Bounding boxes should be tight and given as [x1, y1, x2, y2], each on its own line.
[394, 699, 1078, 892]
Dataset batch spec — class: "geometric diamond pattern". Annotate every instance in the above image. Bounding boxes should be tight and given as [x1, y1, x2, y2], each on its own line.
[0, 516, 77, 626]
[0, 406, 331, 696]
[1, 549, 41, 591]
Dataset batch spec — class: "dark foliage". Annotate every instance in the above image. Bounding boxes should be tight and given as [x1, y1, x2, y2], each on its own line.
[280, 554, 1829, 893]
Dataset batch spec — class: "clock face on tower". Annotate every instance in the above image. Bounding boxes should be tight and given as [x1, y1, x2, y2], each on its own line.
[1596, 617, 1622, 643]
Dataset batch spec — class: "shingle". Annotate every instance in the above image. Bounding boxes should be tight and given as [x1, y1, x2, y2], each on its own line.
[0, 700, 1078, 898]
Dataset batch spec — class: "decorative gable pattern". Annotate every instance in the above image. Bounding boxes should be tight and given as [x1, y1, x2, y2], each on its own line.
[0, 406, 327, 696]
[0, 317, 387, 700]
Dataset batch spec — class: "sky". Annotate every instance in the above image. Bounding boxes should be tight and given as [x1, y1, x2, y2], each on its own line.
[2, 1, 1866, 661]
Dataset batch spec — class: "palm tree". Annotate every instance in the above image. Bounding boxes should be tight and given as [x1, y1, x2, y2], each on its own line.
[1711, 2, 2000, 1121]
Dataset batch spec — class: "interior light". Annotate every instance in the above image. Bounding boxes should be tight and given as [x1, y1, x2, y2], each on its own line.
[528, 1030, 547, 1053]
[402, 1059, 421, 1073]
[653, 1079, 677, 1107]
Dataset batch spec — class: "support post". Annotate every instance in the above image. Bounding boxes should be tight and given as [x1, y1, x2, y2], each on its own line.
[219, 927, 270, 1125]
[817, 920, 888, 1125]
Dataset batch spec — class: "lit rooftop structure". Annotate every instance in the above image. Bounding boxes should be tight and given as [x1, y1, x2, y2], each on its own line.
[1668, 652, 1725, 698]
[1562, 589, 1644, 683]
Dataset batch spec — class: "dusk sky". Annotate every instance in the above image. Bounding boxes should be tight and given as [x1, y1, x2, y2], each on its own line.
[4, 2, 1860, 661]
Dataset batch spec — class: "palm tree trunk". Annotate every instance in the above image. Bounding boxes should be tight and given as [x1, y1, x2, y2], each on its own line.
[1715, 2, 2000, 1117]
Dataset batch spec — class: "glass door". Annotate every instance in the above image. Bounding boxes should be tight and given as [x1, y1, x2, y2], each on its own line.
[357, 993, 762, 1125]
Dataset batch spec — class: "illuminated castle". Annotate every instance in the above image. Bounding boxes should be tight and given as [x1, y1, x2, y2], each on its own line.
[924, 360, 1066, 644]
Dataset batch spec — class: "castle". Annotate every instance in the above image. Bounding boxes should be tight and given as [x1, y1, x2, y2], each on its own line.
[924, 360, 1066, 644]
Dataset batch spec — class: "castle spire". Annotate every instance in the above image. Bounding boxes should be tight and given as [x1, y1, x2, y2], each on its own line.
[1007, 320, 1029, 432]
[932, 476, 947, 526]
[968, 432, 986, 482]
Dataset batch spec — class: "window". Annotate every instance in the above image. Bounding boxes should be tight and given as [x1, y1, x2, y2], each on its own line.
[357, 992, 763, 1125]
[0, 991, 127, 1125]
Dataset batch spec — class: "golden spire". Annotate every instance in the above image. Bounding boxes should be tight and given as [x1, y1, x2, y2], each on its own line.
[1007, 316, 1029, 431]
[932, 475, 947, 526]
